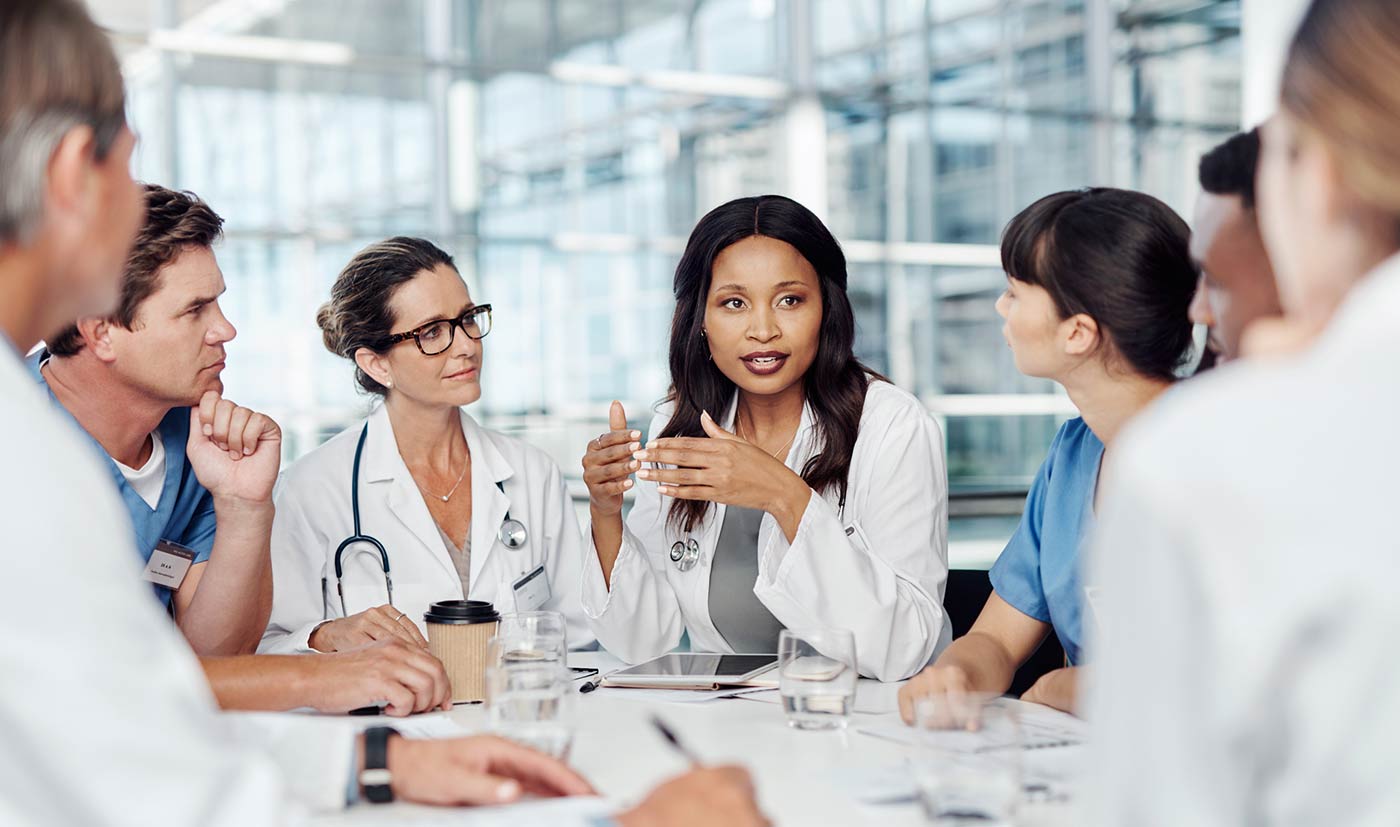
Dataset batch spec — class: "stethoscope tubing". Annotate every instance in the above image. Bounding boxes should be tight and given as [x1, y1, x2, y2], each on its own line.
[333, 422, 528, 616]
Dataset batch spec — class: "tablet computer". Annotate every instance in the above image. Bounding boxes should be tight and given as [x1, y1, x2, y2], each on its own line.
[601, 653, 778, 689]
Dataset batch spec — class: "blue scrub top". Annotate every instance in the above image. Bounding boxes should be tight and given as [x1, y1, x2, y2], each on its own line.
[29, 353, 216, 608]
[988, 417, 1103, 665]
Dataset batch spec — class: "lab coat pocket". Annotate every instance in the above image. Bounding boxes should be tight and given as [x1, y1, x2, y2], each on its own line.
[843, 521, 874, 555]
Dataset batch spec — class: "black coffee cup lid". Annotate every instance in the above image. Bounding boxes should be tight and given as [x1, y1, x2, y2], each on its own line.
[423, 600, 500, 625]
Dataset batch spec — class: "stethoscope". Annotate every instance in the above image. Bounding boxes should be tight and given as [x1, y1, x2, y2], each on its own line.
[332, 423, 529, 615]
[670, 538, 701, 572]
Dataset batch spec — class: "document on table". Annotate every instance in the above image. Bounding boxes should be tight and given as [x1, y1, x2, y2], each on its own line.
[591, 685, 777, 704]
[856, 700, 1087, 751]
[300, 796, 616, 826]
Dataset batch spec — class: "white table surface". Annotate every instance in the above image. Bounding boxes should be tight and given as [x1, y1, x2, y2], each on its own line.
[309, 652, 1082, 826]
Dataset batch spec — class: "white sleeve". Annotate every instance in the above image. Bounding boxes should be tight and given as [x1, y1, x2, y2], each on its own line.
[537, 458, 596, 650]
[579, 413, 686, 664]
[0, 421, 352, 824]
[259, 475, 330, 654]
[1083, 459, 1247, 827]
[752, 399, 950, 681]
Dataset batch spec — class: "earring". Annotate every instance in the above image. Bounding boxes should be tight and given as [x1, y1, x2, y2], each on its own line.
[385, 380, 393, 389]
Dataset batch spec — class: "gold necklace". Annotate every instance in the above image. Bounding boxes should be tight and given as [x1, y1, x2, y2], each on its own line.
[414, 454, 469, 502]
[737, 415, 797, 461]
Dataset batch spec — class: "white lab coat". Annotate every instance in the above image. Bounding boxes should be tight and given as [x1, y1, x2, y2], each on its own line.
[581, 380, 952, 681]
[1085, 254, 1400, 826]
[261, 404, 594, 654]
[0, 346, 355, 824]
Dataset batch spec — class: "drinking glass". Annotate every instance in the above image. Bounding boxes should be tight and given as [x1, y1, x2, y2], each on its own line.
[777, 628, 858, 730]
[492, 611, 567, 666]
[485, 661, 573, 759]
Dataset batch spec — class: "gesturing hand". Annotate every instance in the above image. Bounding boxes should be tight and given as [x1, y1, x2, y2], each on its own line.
[633, 411, 810, 532]
[185, 390, 281, 504]
[581, 400, 641, 517]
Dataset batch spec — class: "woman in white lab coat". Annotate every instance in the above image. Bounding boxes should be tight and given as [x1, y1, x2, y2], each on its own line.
[261, 237, 592, 654]
[580, 195, 950, 681]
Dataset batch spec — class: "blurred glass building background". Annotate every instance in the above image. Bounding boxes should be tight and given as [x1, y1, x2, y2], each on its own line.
[89, 0, 1242, 562]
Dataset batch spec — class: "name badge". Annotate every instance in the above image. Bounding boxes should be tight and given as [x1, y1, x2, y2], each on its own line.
[512, 565, 551, 612]
[141, 539, 197, 590]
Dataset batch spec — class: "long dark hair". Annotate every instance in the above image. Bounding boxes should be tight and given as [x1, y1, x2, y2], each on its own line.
[660, 195, 882, 533]
[1001, 188, 1198, 381]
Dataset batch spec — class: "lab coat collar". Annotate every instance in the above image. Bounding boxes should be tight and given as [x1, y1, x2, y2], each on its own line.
[461, 411, 514, 588]
[718, 392, 818, 472]
[361, 404, 513, 485]
[360, 404, 516, 593]
[1322, 251, 1400, 349]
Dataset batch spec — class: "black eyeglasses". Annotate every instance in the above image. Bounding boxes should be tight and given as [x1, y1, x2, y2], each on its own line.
[384, 304, 493, 356]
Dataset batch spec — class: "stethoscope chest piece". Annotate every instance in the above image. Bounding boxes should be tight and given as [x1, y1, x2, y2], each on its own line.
[670, 538, 700, 572]
[499, 516, 528, 550]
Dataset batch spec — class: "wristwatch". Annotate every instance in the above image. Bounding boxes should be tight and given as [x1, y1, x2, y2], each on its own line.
[360, 725, 399, 803]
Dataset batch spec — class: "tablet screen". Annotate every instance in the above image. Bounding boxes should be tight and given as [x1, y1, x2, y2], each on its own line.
[611, 653, 776, 680]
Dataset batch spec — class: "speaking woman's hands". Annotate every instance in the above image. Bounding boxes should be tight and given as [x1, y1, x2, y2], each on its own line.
[581, 401, 642, 516]
[633, 411, 812, 542]
[582, 401, 641, 584]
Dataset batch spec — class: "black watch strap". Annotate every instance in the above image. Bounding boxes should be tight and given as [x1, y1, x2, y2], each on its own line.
[360, 726, 399, 804]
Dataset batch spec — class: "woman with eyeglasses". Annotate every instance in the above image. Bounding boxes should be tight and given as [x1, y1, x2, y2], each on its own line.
[260, 237, 593, 655]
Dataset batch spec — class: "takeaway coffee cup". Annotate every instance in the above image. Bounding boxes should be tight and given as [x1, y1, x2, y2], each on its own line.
[424, 600, 501, 703]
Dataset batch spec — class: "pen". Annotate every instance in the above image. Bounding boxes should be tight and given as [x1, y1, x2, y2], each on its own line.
[650, 715, 703, 766]
[578, 677, 602, 693]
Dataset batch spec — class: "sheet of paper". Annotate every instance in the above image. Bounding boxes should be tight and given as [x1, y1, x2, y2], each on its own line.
[856, 706, 1086, 751]
[300, 796, 616, 826]
[591, 685, 778, 704]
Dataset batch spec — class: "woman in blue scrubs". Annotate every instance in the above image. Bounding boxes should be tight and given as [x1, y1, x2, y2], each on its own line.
[898, 187, 1199, 717]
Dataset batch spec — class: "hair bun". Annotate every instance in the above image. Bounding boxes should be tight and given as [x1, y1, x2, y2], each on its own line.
[315, 301, 342, 355]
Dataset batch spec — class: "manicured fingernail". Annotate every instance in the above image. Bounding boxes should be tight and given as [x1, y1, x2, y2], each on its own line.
[203, 425, 212, 436]
[623, 479, 633, 489]
[630, 460, 640, 470]
[637, 469, 651, 479]
[243, 446, 254, 455]
[497, 780, 520, 801]
[631, 430, 641, 439]
[628, 441, 640, 451]
[633, 450, 647, 460]
[646, 440, 658, 449]
[228, 449, 240, 460]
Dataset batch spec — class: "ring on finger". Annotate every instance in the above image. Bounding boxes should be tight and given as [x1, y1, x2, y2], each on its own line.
[393, 612, 407, 623]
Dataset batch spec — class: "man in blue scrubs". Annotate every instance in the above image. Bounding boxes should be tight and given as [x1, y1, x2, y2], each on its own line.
[34, 184, 274, 656]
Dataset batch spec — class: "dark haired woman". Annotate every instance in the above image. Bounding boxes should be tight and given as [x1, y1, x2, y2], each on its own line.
[897, 187, 1198, 718]
[261, 237, 593, 656]
[580, 195, 951, 681]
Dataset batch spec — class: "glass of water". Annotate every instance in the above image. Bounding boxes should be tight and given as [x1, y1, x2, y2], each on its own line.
[777, 628, 858, 730]
[492, 611, 567, 666]
[485, 660, 573, 760]
[909, 693, 1022, 825]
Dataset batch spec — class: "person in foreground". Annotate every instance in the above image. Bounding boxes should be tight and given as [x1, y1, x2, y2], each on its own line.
[1086, 0, 1400, 823]
[263, 237, 592, 656]
[0, 2, 764, 823]
[899, 187, 1198, 717]
[1188, 128, 1282, 367]
[581, 194, 951, 681]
